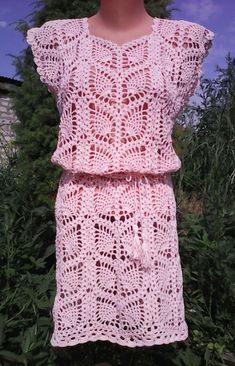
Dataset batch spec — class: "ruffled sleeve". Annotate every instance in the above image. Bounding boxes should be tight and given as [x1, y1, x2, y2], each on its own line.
[176, 21, 215, 108]
[26, 20, 64, 96]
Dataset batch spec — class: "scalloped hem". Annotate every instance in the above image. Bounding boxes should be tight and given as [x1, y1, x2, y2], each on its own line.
[50, 329, 188, 348]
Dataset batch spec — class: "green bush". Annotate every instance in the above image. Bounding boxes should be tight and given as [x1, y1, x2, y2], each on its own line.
[1, 0, 234, 364]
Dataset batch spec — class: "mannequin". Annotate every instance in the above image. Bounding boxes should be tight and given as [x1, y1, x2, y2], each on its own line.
[87, 0, 155, 46]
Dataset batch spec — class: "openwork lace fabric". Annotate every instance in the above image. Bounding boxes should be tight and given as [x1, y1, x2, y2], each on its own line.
[26, 17, 214, 347]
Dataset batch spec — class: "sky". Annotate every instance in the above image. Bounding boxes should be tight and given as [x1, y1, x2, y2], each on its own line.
[0, 0, 234, 85]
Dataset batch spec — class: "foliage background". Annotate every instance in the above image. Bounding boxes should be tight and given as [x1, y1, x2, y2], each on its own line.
[0, 0, 234, 365]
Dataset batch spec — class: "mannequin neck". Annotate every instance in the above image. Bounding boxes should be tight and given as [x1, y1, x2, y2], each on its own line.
[94, 0, 152, 31]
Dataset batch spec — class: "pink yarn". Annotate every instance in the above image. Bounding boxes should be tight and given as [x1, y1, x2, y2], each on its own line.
[26, 16, 214, 347]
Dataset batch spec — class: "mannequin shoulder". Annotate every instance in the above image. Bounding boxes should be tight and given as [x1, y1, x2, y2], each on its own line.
[59, 18, 85, 37]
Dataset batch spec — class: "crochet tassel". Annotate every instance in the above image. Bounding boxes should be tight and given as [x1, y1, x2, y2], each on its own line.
[130, 222, 151, 270]
[127, 175, 152, 270]
[141, 225, 152, 269]
[131, 223, 143, 259]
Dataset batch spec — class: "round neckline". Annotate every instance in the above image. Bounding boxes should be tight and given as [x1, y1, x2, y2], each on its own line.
[84, 16, 159, 49]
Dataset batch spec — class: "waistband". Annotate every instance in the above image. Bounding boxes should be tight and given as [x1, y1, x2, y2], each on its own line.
[63, 170, 170, 182]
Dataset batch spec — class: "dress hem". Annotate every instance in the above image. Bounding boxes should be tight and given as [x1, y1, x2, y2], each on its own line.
[50, 330, 188, 348]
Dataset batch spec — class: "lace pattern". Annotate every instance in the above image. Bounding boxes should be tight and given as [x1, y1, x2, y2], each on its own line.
[26, 16, 215, 348]
[26, 17, 214, 177]
[50, 171, 188, 347]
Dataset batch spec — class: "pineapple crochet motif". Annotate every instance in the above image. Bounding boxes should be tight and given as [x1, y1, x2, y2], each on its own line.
[26, 16, 214, 347]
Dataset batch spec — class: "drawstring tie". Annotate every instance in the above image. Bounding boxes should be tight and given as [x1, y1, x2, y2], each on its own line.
[125, 174, 152, 270]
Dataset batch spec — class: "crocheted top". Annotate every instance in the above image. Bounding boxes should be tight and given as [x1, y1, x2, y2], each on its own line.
[26, 17, 214, 177]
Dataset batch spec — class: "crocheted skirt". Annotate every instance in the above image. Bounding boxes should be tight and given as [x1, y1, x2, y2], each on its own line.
[50, 171, 188, 347]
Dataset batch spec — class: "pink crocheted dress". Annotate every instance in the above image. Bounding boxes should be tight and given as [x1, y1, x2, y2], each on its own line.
[26, 16, 214, 348]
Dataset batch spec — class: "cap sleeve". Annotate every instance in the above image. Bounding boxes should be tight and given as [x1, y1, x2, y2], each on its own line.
[26, 20, 64, 96]
[200, 25, 215, 61]
[176, 21, 215, 107]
